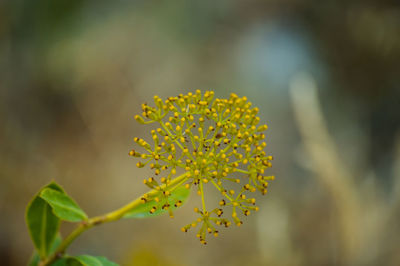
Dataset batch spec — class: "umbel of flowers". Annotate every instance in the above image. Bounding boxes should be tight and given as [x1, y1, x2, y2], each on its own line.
[130, 90, 274, 244]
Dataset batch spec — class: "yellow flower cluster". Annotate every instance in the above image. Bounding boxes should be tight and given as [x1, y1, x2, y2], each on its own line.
[130, 90, 274, 244]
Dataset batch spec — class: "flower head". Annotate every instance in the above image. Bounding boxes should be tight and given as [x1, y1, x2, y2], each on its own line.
[130, 90, 274, 244]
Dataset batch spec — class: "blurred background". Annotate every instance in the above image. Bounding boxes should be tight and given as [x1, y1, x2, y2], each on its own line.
[1, 0, 400, 265]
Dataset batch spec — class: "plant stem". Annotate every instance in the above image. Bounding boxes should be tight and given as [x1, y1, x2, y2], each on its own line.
[40, 173, 188, 266]
[200, 180, 207, 212]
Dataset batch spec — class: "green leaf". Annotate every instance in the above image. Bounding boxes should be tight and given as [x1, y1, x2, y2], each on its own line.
[72, 255, 118, 266]
[30, 256, 81, 266]
[51, 258, 82, 266]
[28, 234, 63, 266]
[123, 186, 190, 219]
[40, 188, 88, 222]
[28, 238, 118, 266]
[26, 182, 64, 259]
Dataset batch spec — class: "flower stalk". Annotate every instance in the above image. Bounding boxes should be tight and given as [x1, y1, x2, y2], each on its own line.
[39, 173, 189, 266]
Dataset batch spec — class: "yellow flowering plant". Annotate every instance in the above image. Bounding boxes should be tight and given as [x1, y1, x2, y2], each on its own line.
[26, 90, 274, 266]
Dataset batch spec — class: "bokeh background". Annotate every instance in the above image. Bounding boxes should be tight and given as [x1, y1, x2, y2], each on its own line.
[1, 0, 400, 265]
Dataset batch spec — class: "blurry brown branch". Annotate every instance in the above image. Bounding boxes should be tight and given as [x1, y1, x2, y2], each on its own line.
[289, 73, 361, 263]
[393, 133, 400, 206]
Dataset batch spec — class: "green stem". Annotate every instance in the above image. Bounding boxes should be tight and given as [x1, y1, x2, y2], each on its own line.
[210, 179, 234, 202]
[200, 180, 206, 212]
[40, 173, 189, 266]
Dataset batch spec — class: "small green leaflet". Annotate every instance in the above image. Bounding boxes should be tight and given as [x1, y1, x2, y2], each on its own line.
[123, 186, 190, 218]
[50, 255, 118, 266]
[26, 182, 64, 259]
[51, 258, 82, 266]
[28, 236, 118, 266]
[40, 188, 88, 222]
[73, 255, 119, 266]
